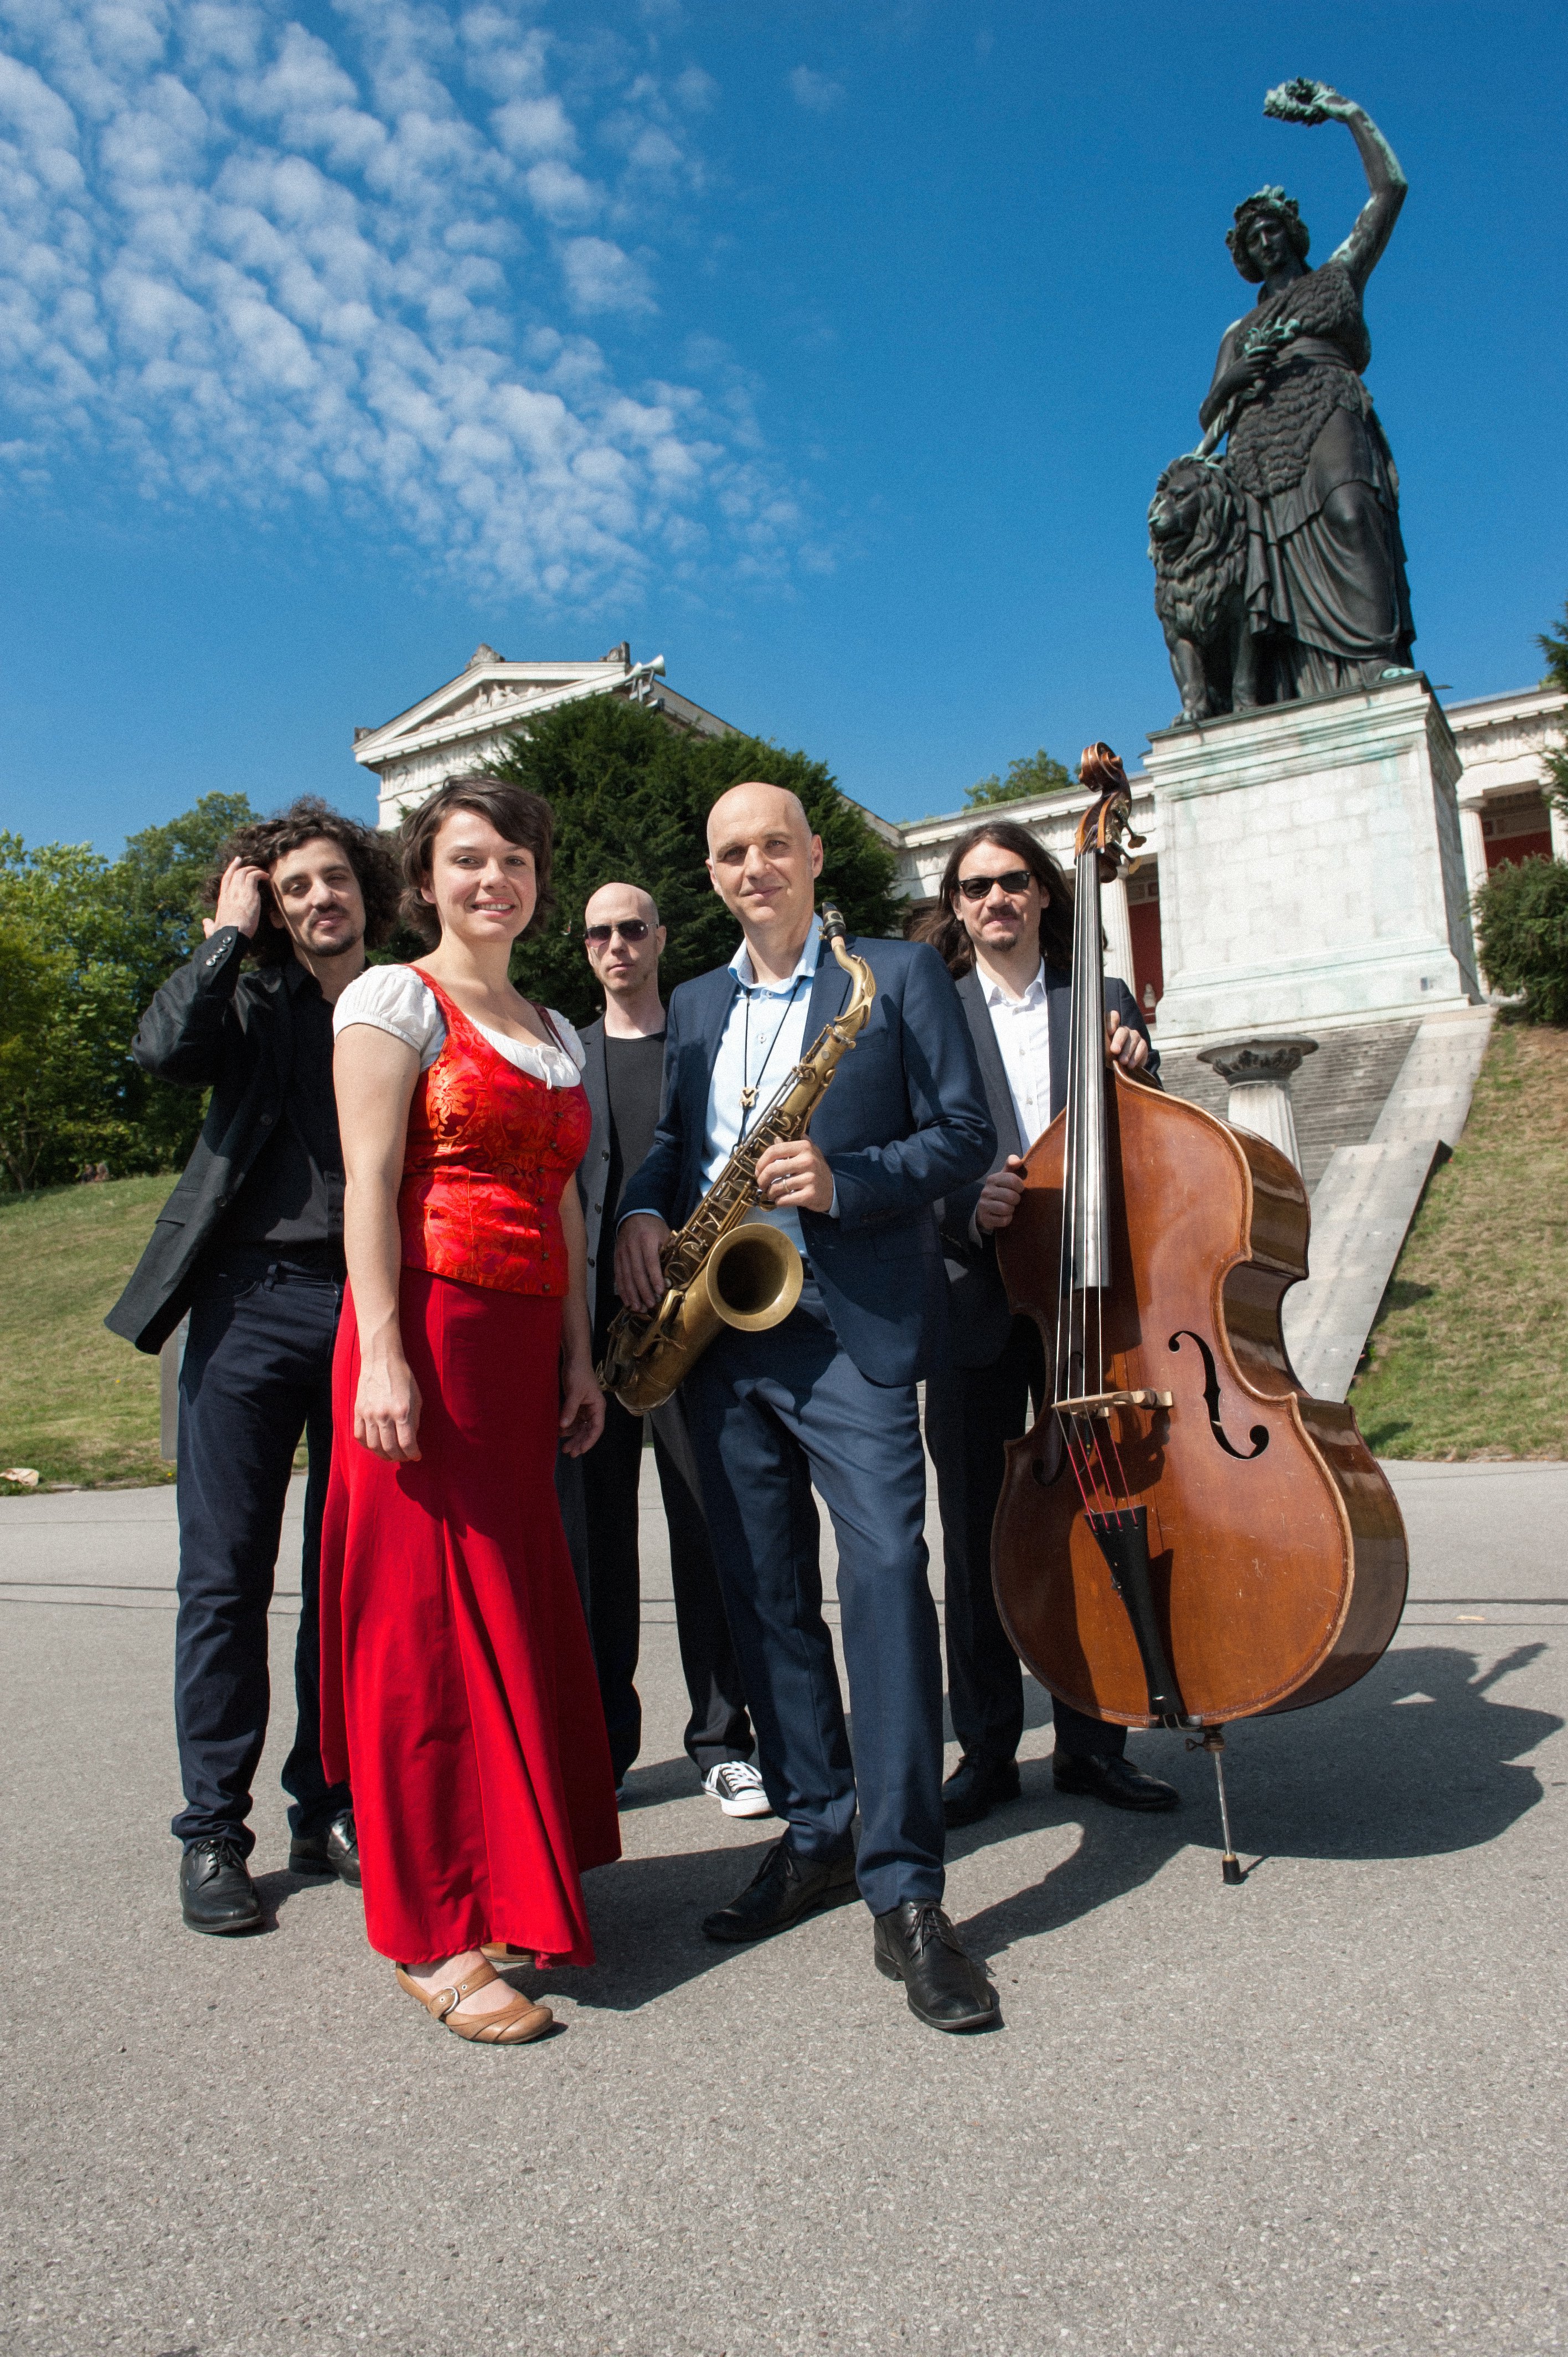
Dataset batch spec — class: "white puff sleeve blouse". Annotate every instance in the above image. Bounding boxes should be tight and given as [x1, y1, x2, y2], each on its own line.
[333, 965, 585, 1088]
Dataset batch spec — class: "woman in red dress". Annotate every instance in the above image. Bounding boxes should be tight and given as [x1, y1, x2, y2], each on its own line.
[321, 776, 619, 2044]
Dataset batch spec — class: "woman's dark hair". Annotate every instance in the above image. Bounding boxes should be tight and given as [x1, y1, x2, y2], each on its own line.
[200, 797, 401, 965]
[910, 818, 1075, 977]
[1226, 185, 1311, 282]
[398, 775, 556, 947]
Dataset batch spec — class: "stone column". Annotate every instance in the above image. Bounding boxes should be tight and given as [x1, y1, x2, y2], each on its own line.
[1457, 798, 1492, 987]
[1550, 799, 1568, 862]
[1101, 869, 1136, 995]
[1458, 797, 1490, 900]
[1196, 1038, 1318, 1175]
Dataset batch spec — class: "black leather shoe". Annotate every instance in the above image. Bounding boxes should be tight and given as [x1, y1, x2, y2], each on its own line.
[942, 1753, 1022, 1829]
[1053, 1752, 1179, 1812]
[180, 1838, 263, 1935]
[702, 1837, 858, 1943]
[873, 1903, 999, 2032]
[288, 1808, 362, 1886]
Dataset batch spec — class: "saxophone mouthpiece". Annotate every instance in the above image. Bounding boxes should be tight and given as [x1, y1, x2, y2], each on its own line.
[819, 903, 847, 943]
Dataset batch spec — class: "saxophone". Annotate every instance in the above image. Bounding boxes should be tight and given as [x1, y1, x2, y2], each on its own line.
[597, 906, 877, 1415]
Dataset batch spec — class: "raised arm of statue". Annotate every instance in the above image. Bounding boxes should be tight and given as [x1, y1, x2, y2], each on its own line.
[1264, 79, 1407, 292]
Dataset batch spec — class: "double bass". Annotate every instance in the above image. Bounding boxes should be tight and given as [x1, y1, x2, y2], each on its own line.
[991, 743, 1407, 1876]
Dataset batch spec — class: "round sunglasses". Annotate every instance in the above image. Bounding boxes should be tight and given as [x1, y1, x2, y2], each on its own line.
[954, 867, 1036, 903]
[584, 918, 652, 944]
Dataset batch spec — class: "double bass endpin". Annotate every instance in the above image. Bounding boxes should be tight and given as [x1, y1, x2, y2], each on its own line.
[1187, 1727, 1245, 1886]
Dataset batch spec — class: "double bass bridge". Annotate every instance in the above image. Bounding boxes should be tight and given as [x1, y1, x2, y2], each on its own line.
[1055, 1387, 1173, 1420]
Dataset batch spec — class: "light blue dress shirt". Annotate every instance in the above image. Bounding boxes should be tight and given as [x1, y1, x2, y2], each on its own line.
[704, 920, 838, 1254]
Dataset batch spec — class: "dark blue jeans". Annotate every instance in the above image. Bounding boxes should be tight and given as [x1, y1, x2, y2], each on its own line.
[172, 1248, 350, 1854]
[683, 1280, 945, 1919]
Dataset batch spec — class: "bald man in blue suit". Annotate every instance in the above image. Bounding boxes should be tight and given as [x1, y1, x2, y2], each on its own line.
[617, 781, 999, 2034]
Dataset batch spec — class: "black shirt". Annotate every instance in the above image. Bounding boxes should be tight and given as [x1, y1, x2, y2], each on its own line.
[224, 956, 345, 1253]
[595, 1031, 667, 1351]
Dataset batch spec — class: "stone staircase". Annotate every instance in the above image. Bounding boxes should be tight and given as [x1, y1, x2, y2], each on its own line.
[1154, 1007, 1495, 1400]
[1157, 1020, 1421, 1193]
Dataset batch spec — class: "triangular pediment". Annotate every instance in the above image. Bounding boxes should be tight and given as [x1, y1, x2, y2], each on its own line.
[354, 656, 634, 759]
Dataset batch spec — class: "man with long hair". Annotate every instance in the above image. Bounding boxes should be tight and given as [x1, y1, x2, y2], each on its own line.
[915, 819, 1180, 1829]
[109, 798, 401, 1936]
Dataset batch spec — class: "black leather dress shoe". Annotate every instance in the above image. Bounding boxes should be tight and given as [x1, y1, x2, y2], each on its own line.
[1053, 1752, 1179, 1812]
[702, 1837, 858, 1943]
[180, 1838, 263, 1935]
[288, 1808, 362, 1886]
[873, 1903, 999, 2032]
[942, 1753, 1022, 1829]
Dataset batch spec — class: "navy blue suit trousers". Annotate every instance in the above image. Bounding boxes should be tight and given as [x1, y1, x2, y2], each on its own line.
[683, 1279, 944, 1917]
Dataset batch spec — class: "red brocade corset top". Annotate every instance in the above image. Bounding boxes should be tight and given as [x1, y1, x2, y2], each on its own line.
[398, 977, 591, 1297]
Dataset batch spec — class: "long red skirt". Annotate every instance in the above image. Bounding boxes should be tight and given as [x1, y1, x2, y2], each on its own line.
[318, 1269, 620, 1963]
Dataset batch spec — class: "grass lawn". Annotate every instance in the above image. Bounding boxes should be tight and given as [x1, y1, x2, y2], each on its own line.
[1350, 1020, 1568, 1459]
[0, 1174, 177, 1490]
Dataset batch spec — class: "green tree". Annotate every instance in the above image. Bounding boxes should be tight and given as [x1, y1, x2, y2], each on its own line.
[1539, 599, 1568, 820]
[1472, 855, 1568, 1026]
[964, 749, 1076, 810]
[0, 794, 256, 1188]
[482, 699, 902, 1027]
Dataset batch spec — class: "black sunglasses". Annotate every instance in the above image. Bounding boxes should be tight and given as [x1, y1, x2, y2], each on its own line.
[955, 867, 1036, 903]
[584, 918, 652, 944]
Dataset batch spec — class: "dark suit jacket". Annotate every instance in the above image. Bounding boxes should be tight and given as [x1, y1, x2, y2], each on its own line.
[938, 964, 1157, 1371]
[106, 929, 315, 1353]
[571, 1016, 613, 1330]
[618, 934, 995, 1390]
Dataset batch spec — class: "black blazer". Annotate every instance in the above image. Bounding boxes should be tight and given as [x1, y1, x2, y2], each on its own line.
[938, 963, 1157, 1371]
[106, 929, 313, 1353]
[619, 934, 994, 1389]
[571, 1016, 612, 1329]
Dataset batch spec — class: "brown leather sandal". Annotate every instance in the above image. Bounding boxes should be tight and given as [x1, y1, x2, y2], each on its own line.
[395, 1959, 553, 2045]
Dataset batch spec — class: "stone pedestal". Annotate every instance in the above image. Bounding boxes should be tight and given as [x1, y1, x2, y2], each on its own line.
[1196, 1037, 1317, 1174]
[1145, 677, 1482, 1046]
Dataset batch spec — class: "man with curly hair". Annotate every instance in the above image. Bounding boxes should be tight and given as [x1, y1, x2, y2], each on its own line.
[109, 798, 401, 1936]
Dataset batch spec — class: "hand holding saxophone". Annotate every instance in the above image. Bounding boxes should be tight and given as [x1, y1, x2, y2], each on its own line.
[754, 1137, 834, 1212]
[615, 1212, 672, 1313]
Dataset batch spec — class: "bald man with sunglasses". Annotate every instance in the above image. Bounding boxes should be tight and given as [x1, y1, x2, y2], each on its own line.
[555, 883, 765, 1818]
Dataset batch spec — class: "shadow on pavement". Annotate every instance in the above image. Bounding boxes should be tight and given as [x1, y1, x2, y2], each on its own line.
[569, 1834, 783, 2013]
[955, 1642, 1561, 1965]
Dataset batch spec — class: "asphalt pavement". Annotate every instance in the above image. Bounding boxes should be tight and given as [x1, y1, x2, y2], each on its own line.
[1, 1454, 1564, 2357]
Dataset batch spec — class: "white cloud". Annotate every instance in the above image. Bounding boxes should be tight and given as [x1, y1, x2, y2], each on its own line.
[560, 233, 654, 316]
[787, 65, 844, 114]
[0, 0, 800, 601]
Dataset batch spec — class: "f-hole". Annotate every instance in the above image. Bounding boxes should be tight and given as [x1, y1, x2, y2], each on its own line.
[1169, 1329, 1269, 1460]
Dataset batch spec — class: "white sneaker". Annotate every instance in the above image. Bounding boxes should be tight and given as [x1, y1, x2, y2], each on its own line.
[703, 1761, 773, 1818]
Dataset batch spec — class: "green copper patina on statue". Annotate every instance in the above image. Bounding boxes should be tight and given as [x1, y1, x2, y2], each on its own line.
[1150, 80, 1417, 726]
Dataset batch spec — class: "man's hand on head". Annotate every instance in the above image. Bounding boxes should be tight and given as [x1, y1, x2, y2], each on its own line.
[208, 857, 268, 940]
[615, 1213, 672, 1313]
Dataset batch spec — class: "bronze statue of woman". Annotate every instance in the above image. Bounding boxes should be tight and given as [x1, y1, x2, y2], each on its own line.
[1198, 80, 1416, 703]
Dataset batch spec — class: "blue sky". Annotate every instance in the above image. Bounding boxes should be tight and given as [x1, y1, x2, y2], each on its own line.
[2, 0, 1564, 854]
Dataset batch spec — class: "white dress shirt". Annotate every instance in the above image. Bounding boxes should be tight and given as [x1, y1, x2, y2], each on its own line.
[981, 958, 1053, 1151]
[704, 921, 837, 1254]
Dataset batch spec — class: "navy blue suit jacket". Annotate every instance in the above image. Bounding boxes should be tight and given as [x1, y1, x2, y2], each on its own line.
[618, 934, 996, 1390]
[937, 961, 1157, 1370]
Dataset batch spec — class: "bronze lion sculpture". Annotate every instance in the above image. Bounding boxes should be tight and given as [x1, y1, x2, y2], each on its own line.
[1147, 455, 1257, 726]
